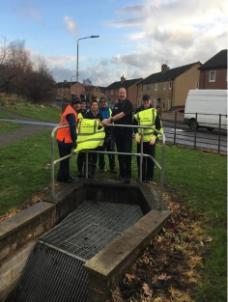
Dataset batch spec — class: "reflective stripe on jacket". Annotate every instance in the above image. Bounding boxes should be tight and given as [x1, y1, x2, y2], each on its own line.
[134, 108, 157, 142]
[75, 118, 105, 152]
[56, 105, 77, 144]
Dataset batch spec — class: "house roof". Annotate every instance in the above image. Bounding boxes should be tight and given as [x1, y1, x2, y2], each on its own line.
[141, 62, 200, 85]
[200, 49, 227, 70]
[56, 81, 79, 88]
[107, 78, 142, 89]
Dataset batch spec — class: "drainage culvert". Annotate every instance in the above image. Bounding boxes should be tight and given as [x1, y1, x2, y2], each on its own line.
[8, 200, 143, 302]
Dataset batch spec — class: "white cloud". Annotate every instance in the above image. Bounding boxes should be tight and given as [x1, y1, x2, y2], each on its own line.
[106, 0, 228, 78]
[64, 16, 78, 35]
[29, 0, 228, 87]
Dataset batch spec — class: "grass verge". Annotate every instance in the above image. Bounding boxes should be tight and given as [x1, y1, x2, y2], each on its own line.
[156, 145, 227, 302]
[0, 122, 21, 133]
[0, 102, 60, 122]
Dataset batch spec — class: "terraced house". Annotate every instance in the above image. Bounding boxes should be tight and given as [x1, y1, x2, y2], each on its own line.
[56, 81, 85, 101]
[199, 49, 227, 89]
[56, 81, 105, 101]
[106, 76, 142, 108]
[137, 62, 201, 111]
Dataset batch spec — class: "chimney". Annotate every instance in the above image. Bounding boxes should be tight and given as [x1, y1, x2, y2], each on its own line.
[120, 75, 126, 83]
[161, 64, 169, 73]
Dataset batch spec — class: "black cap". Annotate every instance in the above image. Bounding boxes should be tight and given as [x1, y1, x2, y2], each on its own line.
[71, 96, 81, 105]
[142, 94, 150, 101]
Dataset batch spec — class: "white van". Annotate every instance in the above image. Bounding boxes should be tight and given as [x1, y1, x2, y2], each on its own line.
[184, 89, 227, 131]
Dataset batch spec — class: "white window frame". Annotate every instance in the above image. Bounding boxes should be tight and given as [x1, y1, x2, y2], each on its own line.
[154, 83, 158, 91]
[169, 81, 172, 90]
[208, 70, 216, 82]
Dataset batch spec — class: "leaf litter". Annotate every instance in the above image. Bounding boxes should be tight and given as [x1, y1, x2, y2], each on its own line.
[111, 190, 212, 302]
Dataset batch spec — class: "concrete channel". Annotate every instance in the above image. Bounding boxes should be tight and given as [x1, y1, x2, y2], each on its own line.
[0, 180, 170, 302]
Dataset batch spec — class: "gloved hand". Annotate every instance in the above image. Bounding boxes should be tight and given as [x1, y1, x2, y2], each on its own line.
[149, 137, 156, 145]
[135, 133, 141, 144]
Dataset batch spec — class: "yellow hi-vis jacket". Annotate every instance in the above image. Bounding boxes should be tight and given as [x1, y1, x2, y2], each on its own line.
[74, 118, 105, 152]
[134, 108, 162, 143]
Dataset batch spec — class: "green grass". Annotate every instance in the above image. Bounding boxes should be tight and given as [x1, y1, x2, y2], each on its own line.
[0, 102, 60, 122]
[0, 138, 226, 301]
[0, 130, 52, 215]
[156, 145, 227, 302]
[0, 122, 21, 133]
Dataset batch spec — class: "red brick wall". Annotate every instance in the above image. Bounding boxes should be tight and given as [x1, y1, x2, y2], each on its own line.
[199, 69, 227, 89]
[71, 83, 85, 96]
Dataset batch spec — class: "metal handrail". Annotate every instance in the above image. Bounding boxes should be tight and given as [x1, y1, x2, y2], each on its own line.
[51, 123, 166, 209]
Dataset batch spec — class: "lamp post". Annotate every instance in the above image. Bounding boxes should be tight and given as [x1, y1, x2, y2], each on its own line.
[76, 35, 100, 82]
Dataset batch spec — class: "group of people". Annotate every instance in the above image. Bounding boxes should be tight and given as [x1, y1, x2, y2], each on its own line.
[56, 87, 162, 184]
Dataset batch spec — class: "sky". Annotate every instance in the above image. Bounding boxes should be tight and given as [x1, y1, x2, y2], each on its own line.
[0, 0, 227, 86]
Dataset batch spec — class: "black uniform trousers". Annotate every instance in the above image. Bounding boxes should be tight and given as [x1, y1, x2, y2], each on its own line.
[77, 152, 85, 176]
[77, 149, 99, 178]
[137, 142, 155, 181]
[99, 136, 115, 171]
[57, 141, 72, 181]
[115, 135, 132, 179]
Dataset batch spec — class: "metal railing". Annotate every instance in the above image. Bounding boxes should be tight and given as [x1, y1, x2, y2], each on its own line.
[51, 123, 166, 209]
[163, 112, 227, 154]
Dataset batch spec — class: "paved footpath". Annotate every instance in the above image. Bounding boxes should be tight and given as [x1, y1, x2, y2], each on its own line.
[0, 119, 56, 148]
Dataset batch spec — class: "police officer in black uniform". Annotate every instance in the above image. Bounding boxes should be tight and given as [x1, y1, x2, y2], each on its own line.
[103, 87, 133, 183]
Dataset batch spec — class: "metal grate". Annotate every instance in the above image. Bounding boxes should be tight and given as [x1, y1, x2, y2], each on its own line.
[10, 242, 88, 302]
[41, 200, 143, 260]
[10, 201, 143, 302]
[53, 223, 120, 259]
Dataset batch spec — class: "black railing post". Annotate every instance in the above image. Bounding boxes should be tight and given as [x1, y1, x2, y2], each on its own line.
[193, 112, 197, 149]
[174, 111, 177, 145]
[218, 114, 222, 153]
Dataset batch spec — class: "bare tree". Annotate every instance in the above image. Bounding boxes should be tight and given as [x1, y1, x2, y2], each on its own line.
[0, 38, 55, 102]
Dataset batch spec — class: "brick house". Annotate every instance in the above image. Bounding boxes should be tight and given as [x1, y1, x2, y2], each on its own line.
[106, 76, 142, 108]
[199, 49, 227, 89]
[137, 62, 201, 111]
[56, 81, 85, 101]
[84, 85, 106, 101]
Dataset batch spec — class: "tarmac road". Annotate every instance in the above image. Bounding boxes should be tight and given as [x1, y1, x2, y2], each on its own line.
[163, 123, 227, 154]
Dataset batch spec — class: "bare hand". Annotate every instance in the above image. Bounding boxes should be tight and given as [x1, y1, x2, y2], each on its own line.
[102, 118, 111, 126]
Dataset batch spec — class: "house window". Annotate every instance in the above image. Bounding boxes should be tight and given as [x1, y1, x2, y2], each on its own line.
[154, 83, 158, 91]
[169, 82, 172, 90]
[208, 70, 216, 82]
[111, 89, 114, 95]
[163, 82, 166, 90]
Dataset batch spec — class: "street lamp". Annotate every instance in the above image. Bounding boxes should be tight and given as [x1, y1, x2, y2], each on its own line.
[76, 35, 100, 82]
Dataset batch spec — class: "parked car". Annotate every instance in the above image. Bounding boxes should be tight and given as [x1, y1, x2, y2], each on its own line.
[184, 89, 227, 131]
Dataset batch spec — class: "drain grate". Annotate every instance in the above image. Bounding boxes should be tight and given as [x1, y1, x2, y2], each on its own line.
[11, 201, 143, 302]
[11, 242, 88, 302]
[53, 223, 120, 260]
[41, 201, 143, 259]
